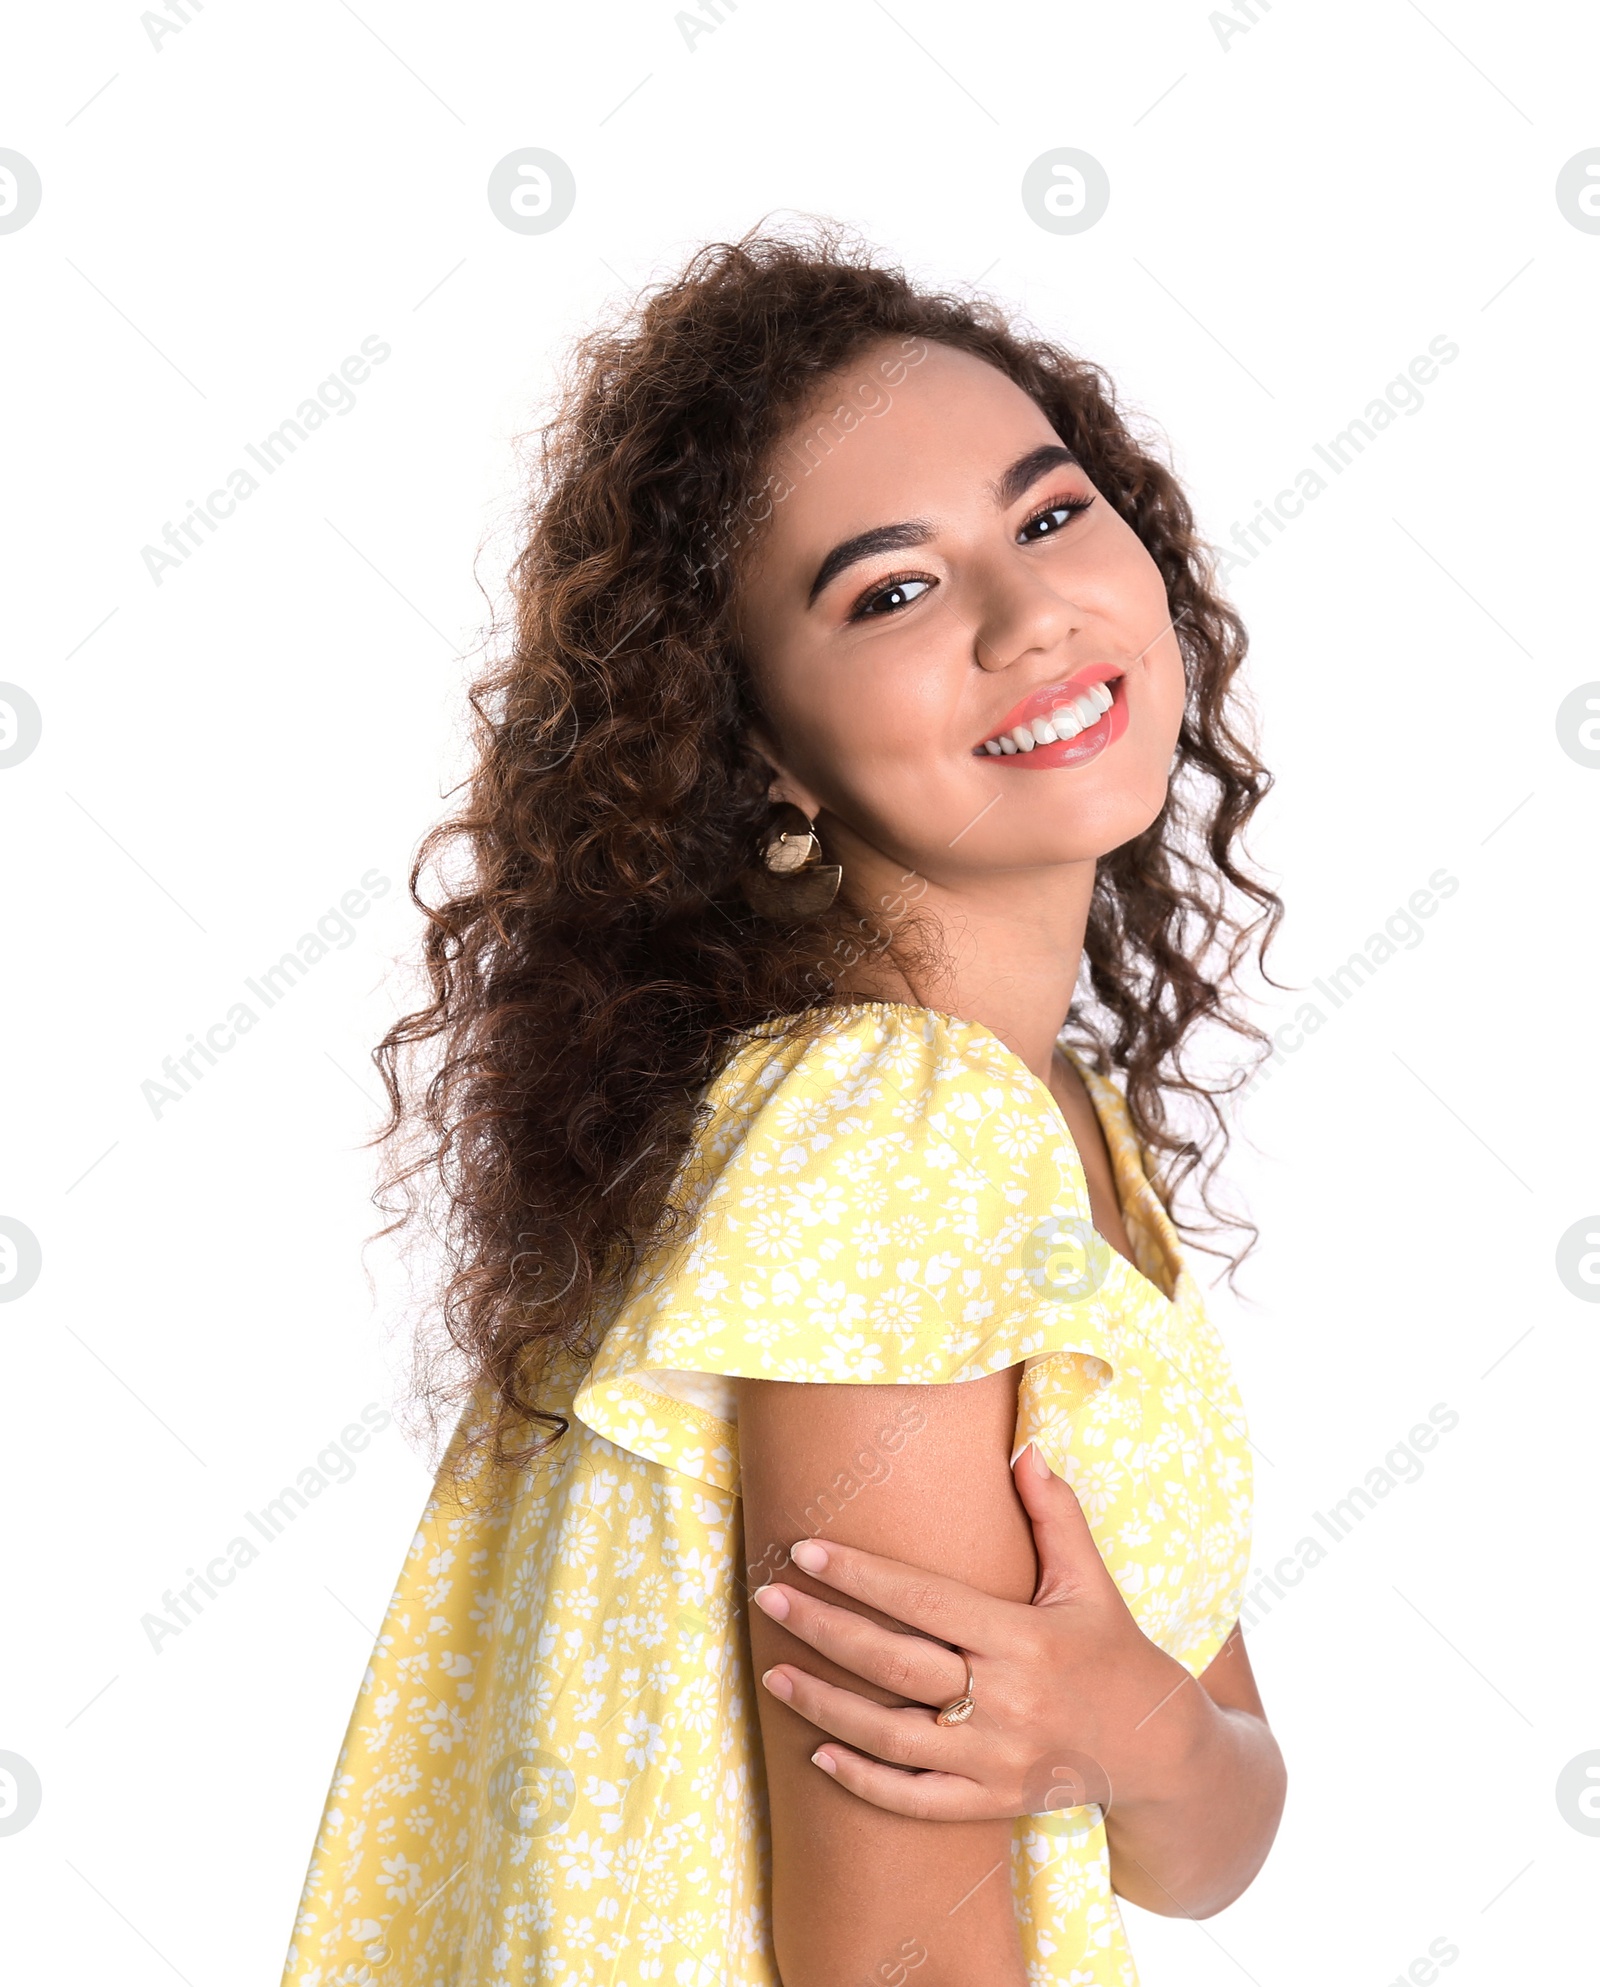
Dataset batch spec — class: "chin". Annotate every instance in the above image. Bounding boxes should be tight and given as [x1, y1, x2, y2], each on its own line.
[1025, 763, 1172, 859]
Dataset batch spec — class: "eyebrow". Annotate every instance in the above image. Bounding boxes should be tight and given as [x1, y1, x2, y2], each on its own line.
[805, 441, 1082, 608]
[806, 519, 932, 607]
[990, 441, 1081, 509]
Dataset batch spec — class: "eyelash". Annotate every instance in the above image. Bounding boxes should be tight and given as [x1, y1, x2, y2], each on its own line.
[1018, 490, 1096, 541]
[847, 490, 1097, 621]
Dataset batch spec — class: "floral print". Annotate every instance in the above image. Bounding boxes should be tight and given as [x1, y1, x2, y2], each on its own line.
[281, 1003, 1251, 1986]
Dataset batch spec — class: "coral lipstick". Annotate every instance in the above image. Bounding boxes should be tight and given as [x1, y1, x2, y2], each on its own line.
[973, 666, 1129, 770]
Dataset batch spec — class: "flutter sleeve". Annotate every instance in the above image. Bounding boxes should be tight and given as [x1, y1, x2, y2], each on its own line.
[572, 1002, 1122, 1492]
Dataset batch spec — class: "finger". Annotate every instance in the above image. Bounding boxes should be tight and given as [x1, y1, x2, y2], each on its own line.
[783, 1536, 1029, 1652]
[750, 1583, 968, 1705]
[761, 1664, 981, 1771]
[1010, 1442, 1107, 1606]
[809, 1745, 997, 1822]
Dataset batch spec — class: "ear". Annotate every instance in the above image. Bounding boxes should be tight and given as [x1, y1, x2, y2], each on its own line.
[746, 724, 824, 820]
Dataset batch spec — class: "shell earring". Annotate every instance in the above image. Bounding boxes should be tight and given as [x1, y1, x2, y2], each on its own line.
[740, 802, 843, 919]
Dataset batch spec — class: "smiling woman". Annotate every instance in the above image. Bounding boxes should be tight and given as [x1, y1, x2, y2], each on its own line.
[280, 222, 1285, 1987]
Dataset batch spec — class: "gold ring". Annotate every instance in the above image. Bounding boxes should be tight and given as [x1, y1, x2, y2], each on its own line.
[934, 1656, 976, 1726]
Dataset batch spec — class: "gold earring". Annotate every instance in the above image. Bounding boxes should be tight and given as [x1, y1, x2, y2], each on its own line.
[740, 802, 843, 918]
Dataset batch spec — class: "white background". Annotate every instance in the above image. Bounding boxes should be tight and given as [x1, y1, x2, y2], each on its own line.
[2, 1, 1597, 1982]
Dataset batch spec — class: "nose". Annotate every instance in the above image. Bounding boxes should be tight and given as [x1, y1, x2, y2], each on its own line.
[968, 559, 1084, 674]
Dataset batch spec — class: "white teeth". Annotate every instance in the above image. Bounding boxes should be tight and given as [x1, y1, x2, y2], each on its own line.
[982, 681, 1119, 755]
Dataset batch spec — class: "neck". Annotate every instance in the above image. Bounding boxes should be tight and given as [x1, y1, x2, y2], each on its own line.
[830, 842, 1096, 1087]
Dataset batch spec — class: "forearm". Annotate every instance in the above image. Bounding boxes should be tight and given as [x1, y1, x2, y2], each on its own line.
[1105, 1682, 1286, 1919]
[740, 1452, 1288, 1940]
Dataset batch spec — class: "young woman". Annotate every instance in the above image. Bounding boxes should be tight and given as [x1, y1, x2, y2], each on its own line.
[281, 226, 1286, 1987]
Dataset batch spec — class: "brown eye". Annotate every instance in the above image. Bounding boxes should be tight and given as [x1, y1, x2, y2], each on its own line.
[1019, 495, 1094, 542]
[853, 576, 933, 620]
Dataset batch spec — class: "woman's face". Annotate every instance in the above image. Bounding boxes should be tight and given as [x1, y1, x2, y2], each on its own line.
[735, 339, 1187, 893]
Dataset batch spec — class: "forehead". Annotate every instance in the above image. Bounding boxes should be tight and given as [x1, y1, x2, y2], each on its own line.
[758, 341, 1059, 555]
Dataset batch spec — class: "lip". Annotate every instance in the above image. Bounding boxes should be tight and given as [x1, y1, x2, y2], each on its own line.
[972, 665, 1129, 771]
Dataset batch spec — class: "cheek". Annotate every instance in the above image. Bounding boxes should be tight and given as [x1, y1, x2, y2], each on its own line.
[781, 692, 940, 808]
[1108, 544, 1186, 735]
[1147, 645, 1187, 737]
[760, 629, 961, 780]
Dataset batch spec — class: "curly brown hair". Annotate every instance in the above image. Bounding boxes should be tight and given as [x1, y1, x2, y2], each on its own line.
[374, 221, 1281, 1476]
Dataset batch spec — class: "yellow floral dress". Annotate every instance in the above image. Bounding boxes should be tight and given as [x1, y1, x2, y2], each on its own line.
[281, 1002, 1252, 1987]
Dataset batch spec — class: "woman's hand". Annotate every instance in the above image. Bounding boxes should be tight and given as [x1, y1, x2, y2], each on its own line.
[753, 1440, 1189, 1818]
[752, 1442, 1287, 1917]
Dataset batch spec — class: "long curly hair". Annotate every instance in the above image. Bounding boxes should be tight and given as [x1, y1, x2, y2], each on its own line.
[374, 222, 1282, 1477]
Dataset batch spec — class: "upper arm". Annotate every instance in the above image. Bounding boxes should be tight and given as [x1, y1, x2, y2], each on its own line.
[736, 1369, 1037, 1987]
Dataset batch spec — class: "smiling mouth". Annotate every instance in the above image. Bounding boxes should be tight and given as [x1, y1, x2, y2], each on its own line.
[973, 668, 1128, 766]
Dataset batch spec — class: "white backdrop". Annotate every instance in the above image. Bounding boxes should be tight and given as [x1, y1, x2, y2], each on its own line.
[3, 2, 1596, 1982]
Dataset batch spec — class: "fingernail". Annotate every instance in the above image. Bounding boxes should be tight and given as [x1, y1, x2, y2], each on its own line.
[751, 1584, 791, 1621]
[1030, 1442, 1052, 1480]
[789, 1539, 828, 1574]
[810, 1749, 837, 1775]
[762, 1668, 793, 1701]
